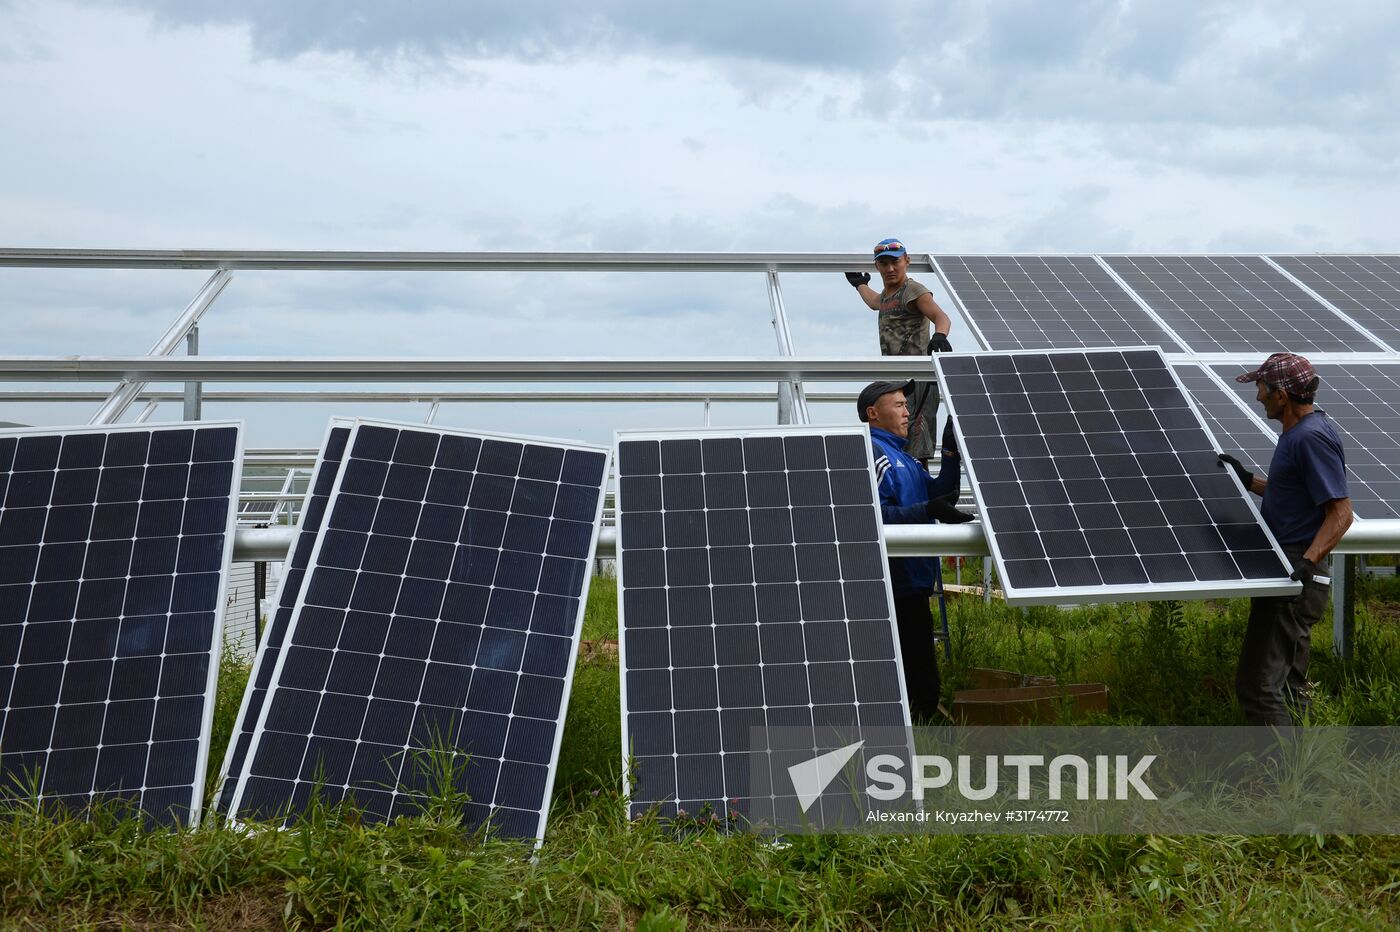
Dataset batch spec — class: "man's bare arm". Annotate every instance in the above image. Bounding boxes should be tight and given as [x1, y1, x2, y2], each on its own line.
[1304, 497, 1353, 563]
[914, 292, 951, 335]
[856, 282, 881, 310]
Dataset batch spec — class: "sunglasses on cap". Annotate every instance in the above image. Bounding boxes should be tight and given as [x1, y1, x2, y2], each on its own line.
[873, 241, 905, 256]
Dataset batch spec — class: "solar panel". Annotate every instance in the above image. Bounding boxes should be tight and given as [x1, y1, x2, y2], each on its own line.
[1270, 255, 1400, 352]
[1173, 363, 1276, 480]
[1215, 362, 1400, 520]
[934, 349, 1299, 605]
[1103, 255, 1382, 353]
[615, 426, 912, 828]
[0, 421, 243, 826]
[935, 255, 1184, 352]
[225, 420, 609, 843]
[215, 419, 351, 813]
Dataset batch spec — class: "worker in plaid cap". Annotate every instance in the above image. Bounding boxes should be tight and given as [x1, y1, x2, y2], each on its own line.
[1218, 352, 1353, 725]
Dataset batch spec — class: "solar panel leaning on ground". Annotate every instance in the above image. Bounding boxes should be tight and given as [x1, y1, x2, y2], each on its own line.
[215, 418, 351, 813]
[933, 348, 1299, 605]
[1215, 362, 1400, 520]
[1101, 255, 1385, 353]
[614, 426, 912, 828]
[225, 419, 609, 843]
[1172, 363, 1277, 481]
[0, 421, 243, 826]
[1270, 255, 1400, 352]
[934, 255, 1184, 352]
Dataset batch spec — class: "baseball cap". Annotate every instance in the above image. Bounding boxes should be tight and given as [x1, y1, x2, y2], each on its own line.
[1235, 352, 1318, 395]
[873, 238, 907, 260]
[856, 379, 914, 422]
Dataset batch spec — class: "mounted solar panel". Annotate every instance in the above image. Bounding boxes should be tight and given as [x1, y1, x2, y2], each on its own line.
[0, 421, 242, 826]
[1173, 363, 1276, 480]
[215, 419, 351, 813]
[1269, 255, 1400, 352]
[615, 426, 912, 828]
[935, 255, 1184, 352]
[225, 420, 608, 844]
[934, 349, 1299, 605]
[1216, 362, 1400, 520]
[1103, 255, 1384, 353]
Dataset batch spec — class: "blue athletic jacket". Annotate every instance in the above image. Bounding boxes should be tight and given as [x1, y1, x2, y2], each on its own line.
[870, 426, 961, 597]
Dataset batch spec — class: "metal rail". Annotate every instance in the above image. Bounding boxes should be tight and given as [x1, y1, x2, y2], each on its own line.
[0, 356, 932, 382]
[0, 248, 932, 273]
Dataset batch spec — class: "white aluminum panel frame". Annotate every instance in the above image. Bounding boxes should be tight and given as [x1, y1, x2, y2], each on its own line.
[225, 417, 609, 846]
[612, 423, 916, 825]
[933, 347, 1301, 606]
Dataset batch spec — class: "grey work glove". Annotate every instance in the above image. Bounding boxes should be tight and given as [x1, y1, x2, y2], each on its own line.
[1217, 453, 1254, 489]
[927, 332, 953, 353]
[845, 271, 871, 288]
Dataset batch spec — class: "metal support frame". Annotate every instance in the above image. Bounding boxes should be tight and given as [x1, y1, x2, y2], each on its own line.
[87, 269, 231, 424]
[1333, 554, 1356, 660]
[765, 269, 810, 425]
[183, 325, 202, 421]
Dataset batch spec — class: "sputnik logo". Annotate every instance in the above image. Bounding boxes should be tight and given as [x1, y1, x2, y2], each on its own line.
[788, 740, 865, 813]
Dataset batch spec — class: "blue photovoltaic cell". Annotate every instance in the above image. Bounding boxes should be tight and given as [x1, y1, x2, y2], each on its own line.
[615, 427, 911, 830]
[215, 421, 350, 812]
[1216, 362, 1400, 520]
[937, 255, 1184, 352]
[936, 349, 1297, 604]
[1103, 255, 1380, 353]
[0, 422, 242, 826]
[1270, 255, 1400, 352]
[228, 421, 608, 843]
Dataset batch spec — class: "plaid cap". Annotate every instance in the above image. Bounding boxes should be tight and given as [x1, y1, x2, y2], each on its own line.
[857, 379, 914, 422]
[1235, 352, 1318, 394]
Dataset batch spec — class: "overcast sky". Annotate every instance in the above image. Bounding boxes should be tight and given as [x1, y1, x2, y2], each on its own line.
[2, 0, 1398, 446]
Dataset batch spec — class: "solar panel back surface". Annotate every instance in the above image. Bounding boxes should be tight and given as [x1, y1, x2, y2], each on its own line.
[226, 420, 608, 843]
[0, 422, 242, 826]
[935, 255, 1184, 352]
[1103, 255, 1382, 353]
[615, 426, 912, 830]
[935, 349, 1298, 604]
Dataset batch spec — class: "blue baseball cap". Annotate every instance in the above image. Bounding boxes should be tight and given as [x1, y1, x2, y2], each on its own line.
[873, 238, 907, 260]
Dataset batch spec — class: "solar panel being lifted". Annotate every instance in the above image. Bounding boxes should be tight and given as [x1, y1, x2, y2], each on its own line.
[0, 422, 242, 826]
[226, 420, 608, 844]
[934, 349, 1299, 605]
[615, 427, 911, 829]
[215, 419, 351, 813]
[1103, 255, 1384, 353]
[935, 255, 1184, 352]
[1270, 255, 1400, 352]
[1216, 362, 1400, 520]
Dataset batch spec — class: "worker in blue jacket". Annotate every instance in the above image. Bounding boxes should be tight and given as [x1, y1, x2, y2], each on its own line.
[858, 379, 973, 722]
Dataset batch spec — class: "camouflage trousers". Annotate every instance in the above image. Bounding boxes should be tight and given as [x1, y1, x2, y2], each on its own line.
[905, 380, 940, 461]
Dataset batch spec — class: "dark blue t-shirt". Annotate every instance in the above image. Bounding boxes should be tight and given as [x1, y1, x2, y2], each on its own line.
[1261, 410, 1349, 547]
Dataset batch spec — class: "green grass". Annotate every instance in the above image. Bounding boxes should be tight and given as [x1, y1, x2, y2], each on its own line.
[3, 578, 1399, 930]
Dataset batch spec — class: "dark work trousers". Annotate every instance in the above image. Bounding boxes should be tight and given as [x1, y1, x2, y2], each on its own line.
[1236, 547, 1330, 726]
[893, 594, 941, 723]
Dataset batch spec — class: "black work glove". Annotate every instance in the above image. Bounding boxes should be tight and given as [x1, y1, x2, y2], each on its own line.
[1289, 557, 1327, 586]
[1217, 453, 1254, 489]
[927, 332, 953, 353]
[845, 271, 870, 288]
[940, 418, 959, 459]
[926, 498, 975, 524]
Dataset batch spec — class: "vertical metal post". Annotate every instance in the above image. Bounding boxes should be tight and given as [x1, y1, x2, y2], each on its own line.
[1333, 554, 1355, 660]
[425, 400, 441, 424]
[764, 269, 809, 425]
[982, 558, 993, 605]
[703, 398, 712, 426]
[183, 324, 202, 421]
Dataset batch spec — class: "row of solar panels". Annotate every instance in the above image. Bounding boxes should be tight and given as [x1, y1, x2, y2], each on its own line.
[1, 348, 1318, 839]
[935, 254, 1400, 354]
